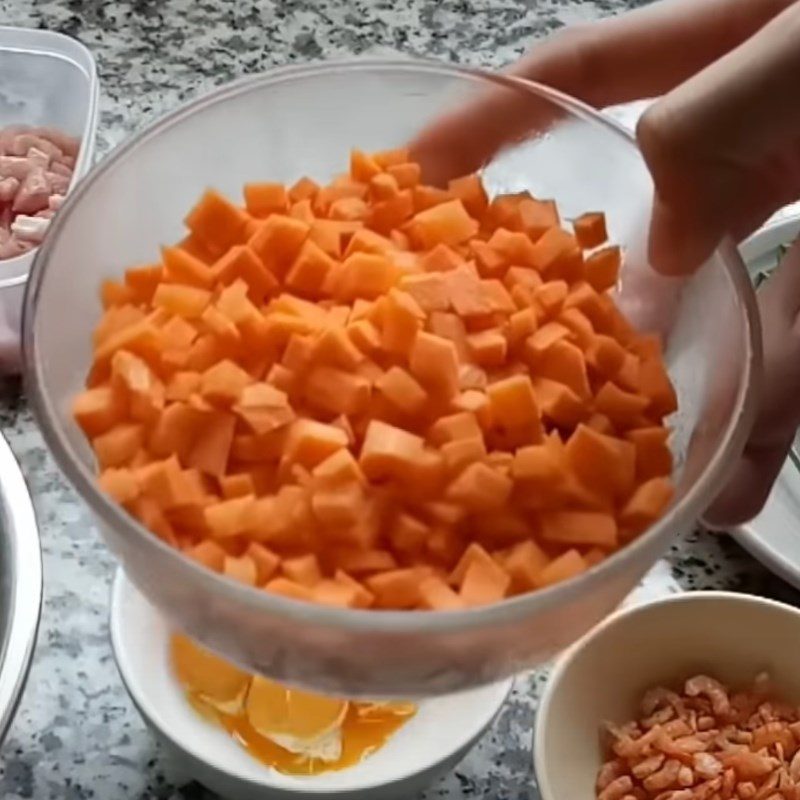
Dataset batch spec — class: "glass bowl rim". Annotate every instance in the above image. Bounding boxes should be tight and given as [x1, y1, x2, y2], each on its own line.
[22, 57, 762, 635]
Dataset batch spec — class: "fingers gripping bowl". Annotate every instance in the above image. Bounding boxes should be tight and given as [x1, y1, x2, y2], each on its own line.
[24, 60, 760, 697]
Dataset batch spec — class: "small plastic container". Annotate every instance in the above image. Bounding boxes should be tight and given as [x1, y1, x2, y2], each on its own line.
[0, 26, 98, 371]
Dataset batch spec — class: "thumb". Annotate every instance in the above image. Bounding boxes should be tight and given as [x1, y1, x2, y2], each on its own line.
[635, 2, 800, 275]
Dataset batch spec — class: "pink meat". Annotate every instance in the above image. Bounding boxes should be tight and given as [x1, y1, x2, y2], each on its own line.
[0, 236, 32, 260]
[45, 171, 70, 195]
[0, 178, 19, 203]
[48, 194, 65, 211]
[10, 134, 62, 160]
[48, 161, 72, 178]
[0, 156, 32, 181]
[26, 147, 50, 170]
[13, 167, 50, 214]
[32, 127, 80, 158]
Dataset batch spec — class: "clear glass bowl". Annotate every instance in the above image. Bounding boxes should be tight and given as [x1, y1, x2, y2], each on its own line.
[23, 60, 761, 697]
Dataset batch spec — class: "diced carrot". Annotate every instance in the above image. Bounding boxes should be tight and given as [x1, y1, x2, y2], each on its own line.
[419, 576, 465, 610]
[534, 549, 588, 588]
[186, 410, 236, 477]
[389, 512, 430, 555]
[428, 411, 482, 445]
[284, 419, 348, 469]
[329, 196, 369, 221]
[359, 420, 424, 481]
[333, 570, 375, 609]
[535, 339, 591, 399]
[540, 510, 618, 548]
[381, 289, 424, 356]
[533, 377, 585, 427]
[333, 549, 398, 576]
[594, 381, 650, 427]
[502, 540, 550, 592]
[265, 577, 314, 602]
[213, 244, 278, 301]
[446, 461, 512, 512]
[586, 334, 627, 377]
[315, 325, 365, 371]
[419, 243, 464, 273]
[625, 427, 673, 480]
[586, 412, 614, 435]
[344, 228, 395, 258]
[288, 176, 319, 203]
[487, 228, 538, 267]
[448, 173, 488, 218]
[186, 540, 226, 572]
[184, 189, 249, 257]
[638, 356, 678, 418]
[244, 182, 288, 217]
[245, 542, 281, 583]
[408, 199, 478, 249]
[486, 374, 543, 437]
[125, 264, 164, 304]
[224, 554, 258, 586]
[409, 331, 460, 398]
[585, 246, 621, 292]
[428, 312, 469, 361]
[220, 472, 256, 499]
[285, 239, 338, 297]
[204, 494, 255, 538]
[458, 363, 488, 392]
[440, 436, 487, 474]
[369, 172, 400, 202]
[376, 367, 428, 416]
[248, 214, 310, 277]
[200, 359, 252, 405]
[99, 467, 140, 504]
[533, 280, 569, 317]
[304, 366, 370, 416]
[73, 386, 127, 437]
[505, 308, 537, 350]
[518, 199, 559, 238]
[349, 149, 381, 182]
[565, 424, 636, 501]
[368, 189, 414, 233]
[93, 423, 143, 469]
[467, 328, 507, 368]
[387, 162, 421, 188]
[79, 155, 677, 612]
[338, 252, 399, 300]
[459, 555, 511, 607]
[470, 239, 507, 277]
[281, 554, 322, 587]
[366, 568, 426, 609]
[312, 448, 365, 487]
[573, 212, 608, 249]
[153, 283, 211, 318]
[528, 227, 579, 276]
[398, 272, 450, 312]
[620, 477, 674, 531]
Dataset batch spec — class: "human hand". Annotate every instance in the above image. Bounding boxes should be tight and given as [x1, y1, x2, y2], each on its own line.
[412, 0, 800, 525]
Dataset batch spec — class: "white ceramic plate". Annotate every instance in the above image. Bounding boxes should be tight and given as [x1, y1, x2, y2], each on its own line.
[109, 570, 513, 800]
[731, 212, 800, 589]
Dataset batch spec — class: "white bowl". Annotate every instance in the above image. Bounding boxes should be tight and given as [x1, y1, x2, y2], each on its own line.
[110, 570, 513, 800]
[533, 592, 800, 800]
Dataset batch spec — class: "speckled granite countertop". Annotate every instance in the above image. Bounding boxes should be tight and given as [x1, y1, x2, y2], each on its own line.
[0, 1, 795, 798]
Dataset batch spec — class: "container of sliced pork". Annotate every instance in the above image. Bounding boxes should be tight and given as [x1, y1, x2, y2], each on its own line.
[0, 26, 98, 371]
